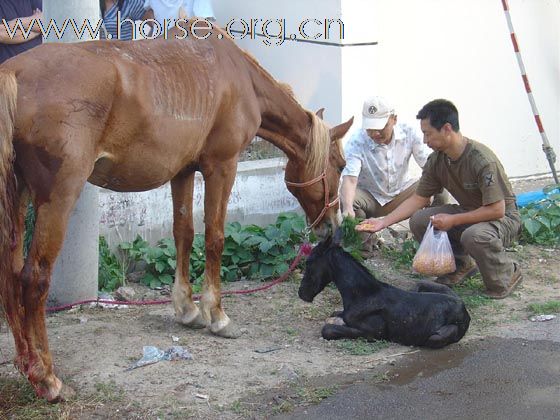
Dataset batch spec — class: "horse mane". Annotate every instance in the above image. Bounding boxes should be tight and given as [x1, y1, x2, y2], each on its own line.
[306, 113, 331, 178]
[240, 49, 333, 178]
[330, 246, 383, 290]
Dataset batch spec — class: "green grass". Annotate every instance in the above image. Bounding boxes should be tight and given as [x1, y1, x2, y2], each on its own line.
[527, 300, 560, 315]
[335, 338, 391, 355]
[381, 238, 417, 269]
[93, 380, 125, 403]
[296, 385, 337, 403]
[0, 376, 127, 419]
[284, 327, 299, 336]
[453, 275, 494, 309]
[0, 376, 63, 419]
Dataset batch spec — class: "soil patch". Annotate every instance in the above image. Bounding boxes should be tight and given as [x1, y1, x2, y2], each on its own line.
[1, 177, 558, 419]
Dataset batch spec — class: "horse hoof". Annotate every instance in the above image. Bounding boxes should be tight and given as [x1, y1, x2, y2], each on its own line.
[37, 379, 76, 403]
[210, 322, 241, 339]
[325, 316, 345, 326]
[53, 383, 76, 402]
[176, 312, 208, 329]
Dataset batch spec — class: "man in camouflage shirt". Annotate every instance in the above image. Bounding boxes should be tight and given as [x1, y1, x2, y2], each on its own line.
[360, 99, 522, 299]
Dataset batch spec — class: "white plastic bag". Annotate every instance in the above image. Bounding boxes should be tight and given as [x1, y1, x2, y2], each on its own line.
[412, 221, 456, 276]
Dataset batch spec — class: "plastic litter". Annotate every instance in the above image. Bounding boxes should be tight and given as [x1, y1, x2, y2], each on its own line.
[126, 345, 193, 371]
[529, 314, 557, 322]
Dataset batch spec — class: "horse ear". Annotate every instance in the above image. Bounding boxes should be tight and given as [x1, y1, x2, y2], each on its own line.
[315, 108, 325, 120]
[332, 227, 343, 246]
[329, 116, 354, 141]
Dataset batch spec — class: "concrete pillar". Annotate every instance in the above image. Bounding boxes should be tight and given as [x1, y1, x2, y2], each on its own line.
[44, 0, 100, 305]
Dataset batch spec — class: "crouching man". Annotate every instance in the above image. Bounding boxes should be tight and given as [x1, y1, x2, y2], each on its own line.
[360, 99, 522, 299]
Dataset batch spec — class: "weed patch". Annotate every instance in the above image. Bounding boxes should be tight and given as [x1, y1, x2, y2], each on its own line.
[336, 338, 391, 355]
[527, 300, 560, 315]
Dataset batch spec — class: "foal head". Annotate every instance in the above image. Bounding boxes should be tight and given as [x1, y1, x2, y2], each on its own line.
[285, 113, 353, 239]
[298, 236, 336, 302]
[298, 226, 347, 302]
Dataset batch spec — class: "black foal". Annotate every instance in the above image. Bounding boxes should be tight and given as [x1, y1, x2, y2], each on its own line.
[298, 233, 471, 348]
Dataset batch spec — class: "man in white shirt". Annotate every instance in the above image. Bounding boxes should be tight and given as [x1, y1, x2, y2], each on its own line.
[341, 96, 446, 220]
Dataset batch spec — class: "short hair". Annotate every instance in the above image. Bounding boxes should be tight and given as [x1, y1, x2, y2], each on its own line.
[416, 99, 460, 132]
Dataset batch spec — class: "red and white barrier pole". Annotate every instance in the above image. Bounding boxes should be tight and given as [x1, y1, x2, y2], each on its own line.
[501, 0, 558, 184]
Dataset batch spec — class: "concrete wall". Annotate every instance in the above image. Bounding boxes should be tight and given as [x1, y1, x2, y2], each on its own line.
[99, 158, 301, 246]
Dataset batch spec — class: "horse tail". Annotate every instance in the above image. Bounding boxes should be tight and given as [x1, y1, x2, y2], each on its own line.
[0, 70, 18, 317]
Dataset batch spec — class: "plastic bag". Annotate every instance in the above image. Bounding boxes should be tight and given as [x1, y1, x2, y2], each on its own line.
[126, 346, 193, 371]
[412, 221, 456, 276]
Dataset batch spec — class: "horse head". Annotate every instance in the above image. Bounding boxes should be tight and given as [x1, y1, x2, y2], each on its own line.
[285, 112, 353, 239]
[298, 235, 338, 302]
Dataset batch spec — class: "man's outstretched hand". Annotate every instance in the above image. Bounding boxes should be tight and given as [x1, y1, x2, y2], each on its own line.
[355, 218, 385, 233]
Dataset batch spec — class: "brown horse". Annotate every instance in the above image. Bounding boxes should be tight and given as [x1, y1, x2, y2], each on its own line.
[0, 31, 352, 401]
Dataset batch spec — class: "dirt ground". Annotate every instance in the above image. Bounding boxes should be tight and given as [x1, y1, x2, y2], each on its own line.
[1, 177, 559, 419]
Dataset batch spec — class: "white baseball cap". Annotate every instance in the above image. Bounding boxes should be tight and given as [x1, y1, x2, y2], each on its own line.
[362, 96, 395, 130]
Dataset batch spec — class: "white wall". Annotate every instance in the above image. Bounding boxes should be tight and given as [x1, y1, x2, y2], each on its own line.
[341, 0, 559, 178]
[216, 0, 558, 177]
[215, 0, 346, 125]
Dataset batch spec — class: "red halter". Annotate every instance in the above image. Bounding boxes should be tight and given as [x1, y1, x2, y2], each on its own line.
[285, 156, 339, 229]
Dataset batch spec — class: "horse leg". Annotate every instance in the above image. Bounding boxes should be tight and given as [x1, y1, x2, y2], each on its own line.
[414, 280, 460, 297]
[171, 172, 207, 329]
[321, 323, 368, 340]
[425, 324, 460, 348]
[200, 160, 240, 338]
[2, 185, 30, 374]
[19, 178, 87, 402]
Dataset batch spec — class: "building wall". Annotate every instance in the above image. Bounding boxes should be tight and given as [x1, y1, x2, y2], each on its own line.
[216, 0, 558, 177]
[100, 0, 559, 244]
[99, 159, 301, 246]
[341, 0, 559, 178]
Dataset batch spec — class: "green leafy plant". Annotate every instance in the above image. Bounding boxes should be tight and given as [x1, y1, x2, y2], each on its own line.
[227, 212, 307, 281]
[139, 238, 177, 289]
[118, 235, 149, 263]
[339, 216, 365, 261]
[98, 236, 127, 292]
[102, 212, 308, 290]
[382, 237, 418, 269]
[519, 185, 560, 245]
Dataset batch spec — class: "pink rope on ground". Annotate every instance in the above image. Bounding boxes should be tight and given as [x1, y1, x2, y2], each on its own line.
[46, 243, 312, 313]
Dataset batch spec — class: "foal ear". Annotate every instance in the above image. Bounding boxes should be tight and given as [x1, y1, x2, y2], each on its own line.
[332, 227, 343, 246]
[329, 116, 354, 141]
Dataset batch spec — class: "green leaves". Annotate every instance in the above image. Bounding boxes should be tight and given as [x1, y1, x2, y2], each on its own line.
[219, 212, 306, 282]
[98, 236, 127, 292]
[340, 217, 365, 262]
[520, 187, 560, 245]
[101, 212, 308, 291]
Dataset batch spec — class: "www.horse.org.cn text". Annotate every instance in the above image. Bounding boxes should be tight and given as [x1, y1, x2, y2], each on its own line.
[1, 15, 345, 46]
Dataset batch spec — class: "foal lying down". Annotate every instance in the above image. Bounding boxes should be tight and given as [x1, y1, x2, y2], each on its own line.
[298, 235, 471, 349]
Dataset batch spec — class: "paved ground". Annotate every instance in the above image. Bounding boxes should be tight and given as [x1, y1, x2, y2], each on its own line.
[275, 318, 560, 420]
